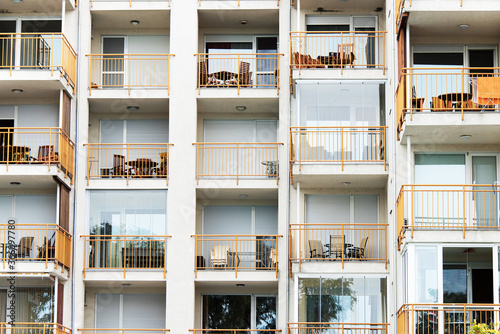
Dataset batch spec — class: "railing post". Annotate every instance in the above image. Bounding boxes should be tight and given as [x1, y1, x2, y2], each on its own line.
[410, 185, 414, 239]
[384, 224, 388, 269]
[383, 127, 387, 170]
[236, 143, 240, 185]
[45, 224, 49, 268]
[341, 127, 344, 171]
[461, 67, 465, 121]
[341, 223, 345, 269]
[5, 128, 11, 171]
[123, 235, 127, 278]
[276, 143, 279, 185]
[298, 129, 302, 171]
[128, 55, 132, 95]
[48, 128, 52, 170]
[126, 144, 130, 185]
[235, 235, 238, 278]
[463, 185, 466, 239]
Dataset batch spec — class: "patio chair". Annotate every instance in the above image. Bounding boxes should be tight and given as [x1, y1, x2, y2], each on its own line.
[238, 61, 252, 87]
[112, 154, 128, 177]
[154, 152, 168, 177]
[199, 60, 217, 87]
[337, 43, 355, 67]
[211, 245, 230, 267]
[17, 236, 34, 259]
[329, 235, 345, 259]
[348, 237, 369, 259]
[36, 145, 58, 163]
[269, 248, 277, 268]
[308, 240, 328, 259]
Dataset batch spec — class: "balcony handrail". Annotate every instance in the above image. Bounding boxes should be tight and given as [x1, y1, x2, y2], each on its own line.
[399, 67, 500, 131]
[80, 330, 170, 334]
[86, 53, 174, 95]
[290, 126, 387, 172]
[289, 223, 388, 273]
[192, 234, 282, 278]
[190, 331, 281, 333]
[198, 0, 279, 5]
[0, 223, 72, 271]
[84, 143, 173, 185]
[91, 0, 171, 6]
[82, 234, 171, 279]
[195, 53, 283, 94]
[0, 33, 77, 89]
[193, 142, 283, 185]
[397, 184, 500, 245]
[1, 323, 71, 333]
[289, 31, 387, 75]
[0, 127, 75, 182]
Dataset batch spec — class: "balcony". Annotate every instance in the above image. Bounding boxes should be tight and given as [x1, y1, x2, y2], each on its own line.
[0, 127, 75, 182]
[198, 0, 279, 5]
[290, 31, 387, 75]
[191, 329, 280, 334]
[87, 54, 174, 95]
[192, 234, 281, 278]
[397, 68, 500, 142]
[289, 223, 388, 270]
[0, 224, 72, 272]
[0, 323, 71, 334]
[396, 184, 500, 246]
[0, 33, 77, 90]
[288, 323, 388, 334]
[85, 143, 172, 185]
[196, 53, 281, 94]
[82, 235, 170, 278]
[91, 0, 170, 6]
[397, 304, 499, 334]
[194, 142, 282, 185]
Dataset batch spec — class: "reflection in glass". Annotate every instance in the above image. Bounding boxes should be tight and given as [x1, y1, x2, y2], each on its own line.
[203, 295, 251, 329]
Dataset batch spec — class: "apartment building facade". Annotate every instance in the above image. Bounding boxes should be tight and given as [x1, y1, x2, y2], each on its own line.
[1, 1, 499, 334]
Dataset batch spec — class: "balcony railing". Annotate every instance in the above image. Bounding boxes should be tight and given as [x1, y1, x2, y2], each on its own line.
[0, 127, 75, 181]
[0, 224, 72, 271]
[0, 323, 71, 334]
[82, 235, 170, 278]
[0, 33, 77, 88]
[288, 323, 389, 334]
[397, 184, 500, 245]
[87, 54, 174, 94]
[397, 67, 500, 134]
[192, 234, 281, 278]
[191, 329, 280, 334]
[290, 127, 387, 172]
[199, 0, 279, 4]
[84, 143, 173, 185]
[290, 31, 387, 74]
[194, 142, 282, 185]
[397, 304, 500, 334]
[405, 0, 464, 7]
[289, 223, 388, 271]
[196, 53, 282, 94]
[91, 0, 170, 6]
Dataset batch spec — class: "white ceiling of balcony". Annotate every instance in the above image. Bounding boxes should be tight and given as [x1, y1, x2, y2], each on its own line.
[409, 11, 500, 37]
[1, 0, 73, 14]
[198, 9, 279, 29]
[196, 188, 278, 201]
[0, 175, 58, 190]
[0, 80, 61, 100]
[197, 98, 279, 114]
[89, 98, 169, 113]
[92, 10, 170, 29]
[296, 0, 384, 11]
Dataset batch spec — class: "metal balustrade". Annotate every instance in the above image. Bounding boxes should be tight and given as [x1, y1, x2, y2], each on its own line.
[289, 223, 388, 271]
[0, 33, 77, 89]
[87, 54, 174, 94]
[84, 143, 173, 185]
[82, 235, 170, 278]
[192, 234, 281, 278]
[288, 322, 389, 334]
[194, 142, 282, 185]
[91, 0, 170, 6]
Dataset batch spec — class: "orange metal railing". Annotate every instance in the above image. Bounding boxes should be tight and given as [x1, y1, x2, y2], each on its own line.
[87, 54, 174, 95]
[396, 75, 406, 139]
[290, 127, 387, 171]
[288, 323, 389, 334]
[395, 0, 405, 28]
[82, 235, 170, 278]
[0, 127, 75, 181]
[80, 330, 169, 334]
[290, 31, 386, 75]
[196, 53, 282, 94]
[397, 184, 500, 244]
[192, 234, 281, 278]
[91, 0, 170, 6]
[397, 304, 500, 334]
[0, 224, 72, 271]
[84, 143, 173, 185]
[289, 223, 388, 270]
[0, 33, 77, 89]
[191, 330, 280, 334]
[198, 0, 279, 5]
[398, 67, 500, 131]
[194, 142, 282, 185]
[407, 0, 463, 7]
[0, 323, 71, 334]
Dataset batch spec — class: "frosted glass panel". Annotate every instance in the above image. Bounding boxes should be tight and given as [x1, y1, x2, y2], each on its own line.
[255, 206, 278, 234]
[415, 246, 438, 303]
[96, 294, 120, 328]
[15, 195, 56, 224]
[100, 120, 124, 143]
[123, 294, 165, 328]
[0, 196, 13, 224]
[0, 106, 15, 119]
[256, 121, 278, 142]
[354, 195, 378, 223]
[17, 105, 58, 128]
[203, 206, 252, 234]
[128, 35, 169, 54]
[415, 154, 465, 184]
[306, 195, 350, 223]
[127, 119, 169, 143]
[204, 120, 255, 142]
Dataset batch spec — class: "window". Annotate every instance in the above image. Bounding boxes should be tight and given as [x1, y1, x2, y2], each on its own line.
[0, 195, 56, 224]
[203, 295, 276, 329]
[0, 287, 54, 322]
[306, 194, 379, 224]
[100, 119, 169, 144]
[298, 276, 387, 323]
[95, 293, 166, 328]
[297, 81, 386, 127]
[203, 205, 278, 235]
[204, 120, 277, 142]
[88, 190, 167, 235]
